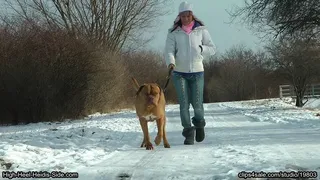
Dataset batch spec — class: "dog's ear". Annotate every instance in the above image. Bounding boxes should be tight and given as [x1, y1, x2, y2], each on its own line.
[136, 85, 145, 96]
[131, 77, 140, 91]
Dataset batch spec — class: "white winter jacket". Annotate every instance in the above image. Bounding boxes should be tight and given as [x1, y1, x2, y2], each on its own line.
[165, 23, 216, 73]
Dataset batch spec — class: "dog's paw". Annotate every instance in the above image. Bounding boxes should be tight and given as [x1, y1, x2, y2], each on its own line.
[145, 142, 154, 150]
[140, 141, 146, 148]
[154, 136, 162, 146]
[164, 143, 170, 148]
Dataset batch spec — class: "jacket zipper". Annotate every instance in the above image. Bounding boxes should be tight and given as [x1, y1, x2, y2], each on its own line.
[188, 33, 191, 72]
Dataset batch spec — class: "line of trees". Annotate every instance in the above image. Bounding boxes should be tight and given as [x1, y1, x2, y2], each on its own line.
[0, 0, 319, 125]
[229, 0, 320, 106]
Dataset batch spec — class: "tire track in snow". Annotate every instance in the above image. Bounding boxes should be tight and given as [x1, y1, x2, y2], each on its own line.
[129, 150, 160, 179]
[91, 149, 157, 179]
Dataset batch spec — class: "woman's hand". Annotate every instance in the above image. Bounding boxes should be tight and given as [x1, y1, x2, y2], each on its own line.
[168, 64, 175, 70]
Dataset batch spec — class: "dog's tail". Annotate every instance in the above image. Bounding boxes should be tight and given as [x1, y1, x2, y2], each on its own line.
[131, 77, 140, 91]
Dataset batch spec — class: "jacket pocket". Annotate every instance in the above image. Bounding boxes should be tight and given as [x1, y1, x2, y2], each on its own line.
[194, 45, 203, 62]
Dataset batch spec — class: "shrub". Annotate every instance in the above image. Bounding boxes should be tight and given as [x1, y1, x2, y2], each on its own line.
[0, 22, 129, 125]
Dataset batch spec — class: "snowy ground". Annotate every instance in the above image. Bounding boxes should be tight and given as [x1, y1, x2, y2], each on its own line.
[0, 98, 320, 180]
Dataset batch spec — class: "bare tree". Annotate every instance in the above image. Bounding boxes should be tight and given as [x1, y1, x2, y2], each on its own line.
[1, 0, 172, 51]
[228, 0, 320, 39]
[205, 45, 271, 101]
[266, 37, 320, 107]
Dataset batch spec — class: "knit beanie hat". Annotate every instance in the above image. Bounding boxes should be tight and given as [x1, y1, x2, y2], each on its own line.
[172, 1, 204, 28]
[174, 2, 193, 23]
[179, 1, 193, 14]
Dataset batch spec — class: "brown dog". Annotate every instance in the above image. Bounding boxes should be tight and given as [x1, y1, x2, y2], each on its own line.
[131, 77, 170, 150]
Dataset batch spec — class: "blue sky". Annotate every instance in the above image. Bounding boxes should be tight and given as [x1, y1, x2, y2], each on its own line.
[147, 0, 265, 54]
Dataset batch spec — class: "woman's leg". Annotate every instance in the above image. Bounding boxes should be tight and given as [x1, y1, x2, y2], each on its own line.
[172, 72, 191, 128]
[172, 72, 194, 145]
[189, 72, 206, 142]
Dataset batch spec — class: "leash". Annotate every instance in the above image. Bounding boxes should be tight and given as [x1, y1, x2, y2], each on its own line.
[163, 68, 173, 93]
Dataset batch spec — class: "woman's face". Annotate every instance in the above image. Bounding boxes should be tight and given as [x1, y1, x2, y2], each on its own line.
[180, 11, 193, 25]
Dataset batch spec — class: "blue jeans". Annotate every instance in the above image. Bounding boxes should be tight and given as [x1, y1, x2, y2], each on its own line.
[172, 71, 205, 128]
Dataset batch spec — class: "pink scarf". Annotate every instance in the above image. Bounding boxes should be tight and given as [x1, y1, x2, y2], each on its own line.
[181, 20, 194, 34]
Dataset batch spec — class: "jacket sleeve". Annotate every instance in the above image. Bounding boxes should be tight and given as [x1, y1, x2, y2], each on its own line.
[164, 31, 176, 67]
[201, 28, 216, 57]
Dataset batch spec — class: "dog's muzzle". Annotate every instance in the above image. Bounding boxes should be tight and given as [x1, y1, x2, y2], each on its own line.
[147, 95, 155, 105]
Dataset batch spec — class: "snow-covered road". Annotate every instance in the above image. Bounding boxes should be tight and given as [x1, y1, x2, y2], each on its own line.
[1, 98, 320, 180]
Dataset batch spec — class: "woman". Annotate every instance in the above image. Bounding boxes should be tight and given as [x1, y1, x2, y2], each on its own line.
[164, 1, 216, 145]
